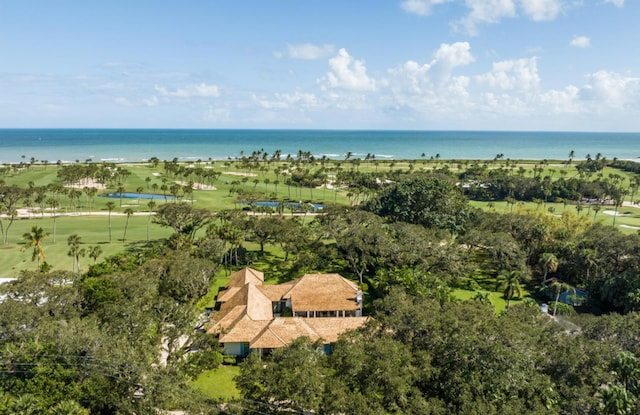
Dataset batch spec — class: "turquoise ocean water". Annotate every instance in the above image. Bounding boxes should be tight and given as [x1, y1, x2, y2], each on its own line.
[0, 129, 639, 164]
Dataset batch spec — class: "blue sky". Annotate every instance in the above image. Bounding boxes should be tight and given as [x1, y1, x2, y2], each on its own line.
[1, 0, 638, 131]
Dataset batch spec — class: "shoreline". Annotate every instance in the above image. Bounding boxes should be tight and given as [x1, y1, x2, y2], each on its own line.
[1, 130, 639, 164]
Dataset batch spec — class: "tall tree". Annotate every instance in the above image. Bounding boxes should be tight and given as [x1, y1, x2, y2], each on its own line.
[146, 200, 157, 241]
[67, 234, 82, 273]
[0, 184, 24, 244]
[367, 175, 472, 234]
[539, 252, 559, 283]
[122, 207, 134, 242]
[153, 202, 211, 240]
[496, 269, 523, 310]
[550, 280, 575, 317]
[106, 201, 115, 243]
[21, 226, 50, 268]
[88, 245, 103, 265]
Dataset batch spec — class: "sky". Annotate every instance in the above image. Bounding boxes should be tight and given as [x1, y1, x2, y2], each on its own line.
[1, 0, 639, 131]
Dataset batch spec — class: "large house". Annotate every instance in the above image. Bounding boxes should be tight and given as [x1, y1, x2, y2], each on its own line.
[208, 268, 367, 356]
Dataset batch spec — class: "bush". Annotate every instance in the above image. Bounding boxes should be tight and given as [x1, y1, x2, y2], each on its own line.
[549, 301, 576, 316]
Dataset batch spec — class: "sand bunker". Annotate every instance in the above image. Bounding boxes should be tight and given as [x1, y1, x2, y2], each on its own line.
[64, 178, 106, 190]
[603, 210, 630, 217]
[175, 181, 216, 190]
[223, 171, 257, 177]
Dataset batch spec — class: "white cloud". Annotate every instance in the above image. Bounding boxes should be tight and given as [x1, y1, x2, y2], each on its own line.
[401, 0, 452, 16]
[434, 42, 476, 67]
[204, 107, 230, 122]
[539, 86, 581, 114]
[520, 0, 563, 21]
[386, 42, 474, 95]
[458, 0, 517, 35]
[580, 70, 640, 109]
[476, 57, 540, 91]
[143, 96, 159, 107]
[604, 0, 624, 7]
[318, 49, 377, 91]
[253, 92, 320, 110]
[287, 43, 335, 60]
[154, 83, 220, 98]
[455, 0, 568, 34]
[570, 35, 591, 48]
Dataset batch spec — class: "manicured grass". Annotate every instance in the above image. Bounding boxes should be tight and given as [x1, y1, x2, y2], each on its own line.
[190, 364, 240, 400]
[469, 200, 640, 235]
[452, 288, 530, 313]
[0, 215, 172, 277]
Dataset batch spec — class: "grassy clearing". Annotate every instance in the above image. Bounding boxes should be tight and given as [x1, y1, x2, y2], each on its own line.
[0, 215, 173, 276]
[190, 364, 240, 400]
[452, 288, 530, 313]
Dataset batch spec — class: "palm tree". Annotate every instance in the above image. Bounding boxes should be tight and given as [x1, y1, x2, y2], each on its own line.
[88, 245, 103, 265]
[106, 201, 115, 243]
[599, 383, 634, 415]
[593, 205, 602, 220]
[67, 234, 82, 273]
[567, 150, 575, 167]
[496, 270, 523, 311]
[147, 200, 157, 241]
[550, 280, 575, 317]
[122, 207, 134, 242]
[539, 252, 559, 283]
[47, 198, 59, 244]
[22, 226, 49, 268]
[48, 400, 90, 415]
[116, 185, 126, 207]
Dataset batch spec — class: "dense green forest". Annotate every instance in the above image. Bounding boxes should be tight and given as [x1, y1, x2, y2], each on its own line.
[1, 154, 640, 414]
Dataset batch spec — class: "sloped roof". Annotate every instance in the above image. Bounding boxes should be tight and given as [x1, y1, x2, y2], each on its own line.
[250, 317, 368, 349]
[207, 305, 246, 334]
[208, 270, 366, 351]
[257, 281, 296, 302]
[217, 268, 265, 303]
[282, 274, 361, 312]
[209, 283, 273, 333]
[250, 318, 320, 349]
[216, 286, 241, 303]
[219, 316, 271, 343]
[227, 267, 264, 287]
[305, 317, 368, 343]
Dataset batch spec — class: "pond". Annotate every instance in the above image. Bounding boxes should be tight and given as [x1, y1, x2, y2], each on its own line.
[100, 192, 174, 200]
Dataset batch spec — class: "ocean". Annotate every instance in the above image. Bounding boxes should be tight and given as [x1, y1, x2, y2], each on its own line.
[0, 129, 639, 164]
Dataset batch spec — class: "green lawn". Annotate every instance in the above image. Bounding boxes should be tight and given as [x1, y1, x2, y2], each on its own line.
[0, 215, 173, 277]
[452, 288, 530, 313]
[190, 364, 240, 400]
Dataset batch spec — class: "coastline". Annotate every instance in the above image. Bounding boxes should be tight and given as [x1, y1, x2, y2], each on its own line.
[1, 129, 639, 165]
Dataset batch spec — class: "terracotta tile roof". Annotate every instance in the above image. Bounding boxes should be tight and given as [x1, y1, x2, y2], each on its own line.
[282, 274, 361, 312]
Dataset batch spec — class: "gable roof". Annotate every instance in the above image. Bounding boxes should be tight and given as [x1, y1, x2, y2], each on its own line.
[217, 267, 266, 303]
[208, 269, 366, 351]
[250, 317, 369, 349]
[282, 273, 361, 312]
[210, 283, 273, 334]
[219, 316, 271, 343]
[227, 267, 264, 287]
